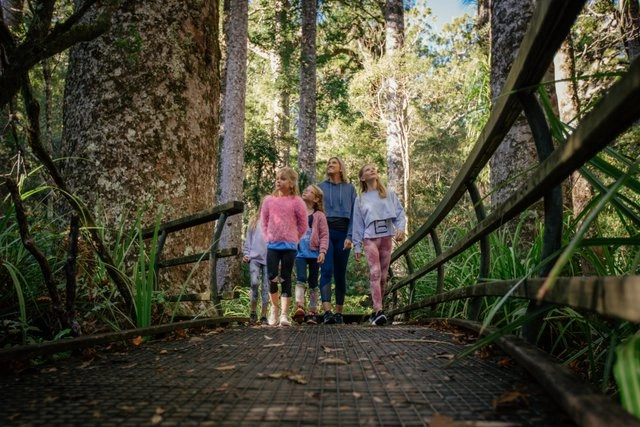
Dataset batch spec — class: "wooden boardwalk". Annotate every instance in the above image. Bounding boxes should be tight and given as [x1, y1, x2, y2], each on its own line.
[0, 320, 579, 426]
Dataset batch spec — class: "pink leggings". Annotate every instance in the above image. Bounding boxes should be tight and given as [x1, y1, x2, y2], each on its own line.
[363, 236, 393, 311]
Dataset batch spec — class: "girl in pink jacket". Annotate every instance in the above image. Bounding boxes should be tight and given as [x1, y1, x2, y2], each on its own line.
[293, 184, 329, 325]
[261, 167, 308, 326]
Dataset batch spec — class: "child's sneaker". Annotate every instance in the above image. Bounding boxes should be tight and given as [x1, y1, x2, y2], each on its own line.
[249, 312, 258, 324]
[323, 311, 336, 325]
[334, 313, 344, 324]
[259, 316, 268, 325]
[293, 306, 305, 324]
[269, 306, 280, 326]
[279, 314, 291, 327]
[371, 310, 387, 326]
[305, 311, 318, 325]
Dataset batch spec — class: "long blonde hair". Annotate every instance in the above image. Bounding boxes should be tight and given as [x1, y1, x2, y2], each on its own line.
[358, 164, 387, 198]
[247, 197, 265, 231]
[326, 156, 348, 183]
[272, 166, 300, 196]
[306, 184, 325, 213]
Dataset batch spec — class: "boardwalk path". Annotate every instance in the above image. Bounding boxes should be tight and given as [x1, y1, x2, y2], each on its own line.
[1, 322, 574, 426]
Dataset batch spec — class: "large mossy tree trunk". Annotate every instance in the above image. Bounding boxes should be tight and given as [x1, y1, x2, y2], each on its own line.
[62, 0, 220, 295]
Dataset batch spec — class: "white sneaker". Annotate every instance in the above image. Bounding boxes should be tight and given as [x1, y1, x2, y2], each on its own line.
[279, 314, 291, 327]
[269, 306, 280, 326]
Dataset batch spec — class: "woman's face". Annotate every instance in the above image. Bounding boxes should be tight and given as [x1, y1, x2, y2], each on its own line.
[327, 158, 341, 176]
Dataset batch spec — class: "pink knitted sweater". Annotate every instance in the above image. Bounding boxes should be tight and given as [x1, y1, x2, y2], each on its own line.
[260, 195, 308, 245]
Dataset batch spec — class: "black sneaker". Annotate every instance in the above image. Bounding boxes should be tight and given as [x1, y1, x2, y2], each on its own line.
[323, 311, 336, 324]
[249, 312, 258, 324]
[371, 310, 387, 326]
[334, 313, 344, 324]
[259, 316, 268, 324]
[305, 311, 318, 325]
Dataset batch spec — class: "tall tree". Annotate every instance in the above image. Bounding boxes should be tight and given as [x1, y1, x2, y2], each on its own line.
[297, 0, 317, 185]
[63, 0, 221, 291]
[216, 0, 248, 295]
[384, 0, 409, 212]
[553, 35, 592, 219]
[620, 0, 640, 60]
[488, 0, 536, 208]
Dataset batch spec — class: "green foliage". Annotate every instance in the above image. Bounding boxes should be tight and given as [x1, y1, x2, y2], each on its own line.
[614, 333, 640, 418]
[132, 217, 159, 329]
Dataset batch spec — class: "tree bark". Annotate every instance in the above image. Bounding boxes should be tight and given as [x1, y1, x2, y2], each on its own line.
[553, 36, 592, 219]
[63, 0, 221, 294]
[620, 0, 640, 60]
[216, 0, 248, 296]
[489, 0, 536, 209]
[384, 0, 408, 214]
[297, 0, 317, 186]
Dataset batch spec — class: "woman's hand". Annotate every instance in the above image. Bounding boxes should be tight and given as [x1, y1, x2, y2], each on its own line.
[318, 252, 325, 264]
[344, 239, 353, 250]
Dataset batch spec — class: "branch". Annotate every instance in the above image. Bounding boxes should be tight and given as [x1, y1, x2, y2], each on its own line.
[5, 177, 64, 315]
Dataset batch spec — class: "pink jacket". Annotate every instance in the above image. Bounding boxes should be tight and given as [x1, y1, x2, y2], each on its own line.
[309, 211, 329, 254]
[261, 195, 308, 245]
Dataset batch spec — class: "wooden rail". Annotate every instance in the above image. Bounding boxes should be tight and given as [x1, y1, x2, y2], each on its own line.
[140, 200, 244, 307]
[386, 1, 640, 426]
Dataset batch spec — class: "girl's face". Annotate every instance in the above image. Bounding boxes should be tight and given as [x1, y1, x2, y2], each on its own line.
[302, 186, 318, 203]
[359, 164, 378, 182]
[276, 173, 292, 194]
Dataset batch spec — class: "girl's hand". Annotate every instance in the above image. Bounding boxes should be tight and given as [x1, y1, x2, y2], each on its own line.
[318, 253, 325, 264]
[242, 255, 250, 263]
[354, 252, 361, 262]
[394, 230, 406, 242]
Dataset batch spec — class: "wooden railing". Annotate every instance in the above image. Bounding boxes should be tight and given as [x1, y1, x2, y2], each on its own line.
[386, 1, 640, 426]
[140, 200, 244, 307]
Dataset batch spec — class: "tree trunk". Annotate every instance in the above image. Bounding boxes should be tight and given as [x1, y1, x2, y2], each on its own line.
[273, 0, 293, 167]
[297, 0, 317, 186]
[63, 0, 221, 293]
[553, 36, 592, 219]
[489, 0, 536, 210]
[384, 0, 409, 214]
[216, 0, 248, 296]
[620, 0, 640, 60]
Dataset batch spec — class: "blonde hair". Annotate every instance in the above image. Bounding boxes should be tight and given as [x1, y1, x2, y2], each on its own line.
[306, 184, 325, 213]
[273, 166, 300, 196]
[358, 164, 387, 198]
[326, 156, 348, 183]
[247, 197, 265, 231]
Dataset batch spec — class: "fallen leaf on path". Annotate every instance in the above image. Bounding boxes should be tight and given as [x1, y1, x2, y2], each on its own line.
[434, 352, 455, 360]
[215, 364, 236, 371]
[492, 389, 529, 411]
[319, 357, 348, 365]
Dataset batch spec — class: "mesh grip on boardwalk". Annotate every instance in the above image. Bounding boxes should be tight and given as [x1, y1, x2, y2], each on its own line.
[0, 324, 574, 426]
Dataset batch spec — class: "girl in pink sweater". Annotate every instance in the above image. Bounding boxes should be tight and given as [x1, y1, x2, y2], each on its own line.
[293, 184, 329, 325]
[261, 167, 308, 326]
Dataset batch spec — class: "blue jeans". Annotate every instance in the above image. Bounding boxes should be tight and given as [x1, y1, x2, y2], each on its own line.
[320, 228, 350, 305]
[296, 257, 319, 290]
[249, 260, 269, 308]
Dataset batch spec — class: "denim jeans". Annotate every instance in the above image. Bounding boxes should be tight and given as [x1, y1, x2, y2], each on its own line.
[249, 260, 269, 308]
[319, 228, 350, 305]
